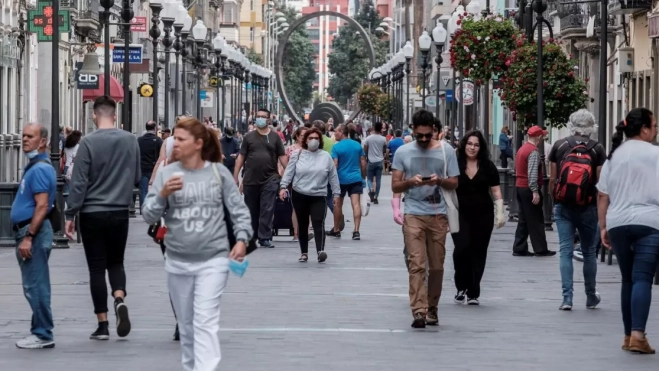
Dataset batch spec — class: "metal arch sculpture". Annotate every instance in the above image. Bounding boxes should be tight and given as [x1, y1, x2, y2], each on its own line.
[275, 11, 376, 124]
[309, 102, 345, 125]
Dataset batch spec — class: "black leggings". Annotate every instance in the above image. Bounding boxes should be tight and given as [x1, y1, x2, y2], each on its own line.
[79, 210, 130, 314]
[291, 189, 327, 254]
[451, 209, 494, 299]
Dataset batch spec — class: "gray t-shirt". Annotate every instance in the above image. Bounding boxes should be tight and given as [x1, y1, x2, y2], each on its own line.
[363, 133, 387, 163]
[392, 141, 460, 216]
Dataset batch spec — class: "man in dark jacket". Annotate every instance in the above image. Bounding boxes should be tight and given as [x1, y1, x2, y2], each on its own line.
[221, 127, 240, 174]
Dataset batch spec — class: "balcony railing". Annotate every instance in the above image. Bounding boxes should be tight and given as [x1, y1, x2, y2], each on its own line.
[78, 10, 100, 22]
[558, 1, 615, 32]
[608, 0, 651, 15]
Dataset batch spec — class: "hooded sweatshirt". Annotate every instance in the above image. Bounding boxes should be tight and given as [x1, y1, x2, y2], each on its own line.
[142, 161, 252, 263]
[280, 149, 340, 197]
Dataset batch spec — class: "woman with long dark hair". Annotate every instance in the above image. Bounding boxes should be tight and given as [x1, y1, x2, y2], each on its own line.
[451, 130, 506, 305]
[62, 130, 82, 192]
[597, 108, 659, 354]
[142, 117, 253, 369]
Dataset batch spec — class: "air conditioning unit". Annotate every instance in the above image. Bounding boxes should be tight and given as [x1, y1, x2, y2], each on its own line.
[617, 47, 634, 73]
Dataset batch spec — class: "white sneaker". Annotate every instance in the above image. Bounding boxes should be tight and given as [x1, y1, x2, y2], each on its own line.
[16, 335, 55, 349]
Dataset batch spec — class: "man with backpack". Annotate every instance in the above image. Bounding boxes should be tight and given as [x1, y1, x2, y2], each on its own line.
[548, 109, 606, 311]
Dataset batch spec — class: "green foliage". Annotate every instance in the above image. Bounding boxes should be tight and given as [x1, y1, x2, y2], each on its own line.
[356, 83, 382, 115]
[327, 0, 388, 105]
[449, 13, 520, 85]
[499, 38, 588, 129]
[246, 47, 264, 65]
[280, 6, 316, 113]
[375, 93, 393, 119]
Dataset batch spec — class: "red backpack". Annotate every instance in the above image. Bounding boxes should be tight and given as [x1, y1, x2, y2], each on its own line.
[552, 138, 598, 206]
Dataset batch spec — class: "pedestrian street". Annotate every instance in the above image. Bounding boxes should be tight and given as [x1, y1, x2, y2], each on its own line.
[0, 176, 657, 371]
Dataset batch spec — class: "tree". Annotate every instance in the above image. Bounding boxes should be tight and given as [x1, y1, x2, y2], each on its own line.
[327, 0, 389, 106]
[280, 6, 316, 114]
[246, 47, 264, 65]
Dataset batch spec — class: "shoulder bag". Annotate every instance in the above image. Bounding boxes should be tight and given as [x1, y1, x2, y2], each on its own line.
[440, 141, 460, 233]
[147, 159, 168, 242]
[212, 163, 258, 255]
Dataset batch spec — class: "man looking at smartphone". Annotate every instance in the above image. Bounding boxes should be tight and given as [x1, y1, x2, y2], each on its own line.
[391, 110, 460, 329]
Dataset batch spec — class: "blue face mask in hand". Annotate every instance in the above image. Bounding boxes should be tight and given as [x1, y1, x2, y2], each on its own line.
[229, 259, 249, 278]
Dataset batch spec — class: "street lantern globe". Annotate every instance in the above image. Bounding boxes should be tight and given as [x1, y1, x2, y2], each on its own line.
[382, 17, 393, 22]
[213, 33, 225, 52]
[375, 26, 385, 33]
[268, 0, 274, 6]
[227, 48, 236, 62]
[149, 0, 162, 4]
[164, 0, 179, 18]
[418, 30, 432, 52]
[403, 40, 414, 59]
[192, 20, 207, 41]
[280, 22, 290, 28]
[275, 11, 285, 17]
[379, 21, 389, 28]
[432, 22, 447, 46]
[466, 0, 481, 15]
[178, 4, 192, 31]
[396, 50, 406, 65]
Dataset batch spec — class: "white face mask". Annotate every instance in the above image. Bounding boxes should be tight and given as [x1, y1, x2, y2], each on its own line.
[307, 139, 320, 151]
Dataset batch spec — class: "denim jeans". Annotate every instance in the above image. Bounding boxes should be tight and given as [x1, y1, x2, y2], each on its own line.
[554, 203, 598, 300]
[14, 220, 54, 341]
[608, 225, 659, 335]
[366, 161, 384, 198]
[138, 175, 150, 210]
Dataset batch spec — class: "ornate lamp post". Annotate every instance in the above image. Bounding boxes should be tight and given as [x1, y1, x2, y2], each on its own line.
[417, 30, 432, 111]
[100, 0, 114, 97]
[173, 3, 192, 117]
[148, 0, 163, 121]
[213, 33, 226, 127]
[219, 47, 229, 126]
[159, 0, 176, 128]
[244, 62, 252, 116]
[432, 22, 447, 122]
[395, 50, 405, 129]
[120, 0, 134, 131]
[402, 40, 414, 126]
[191, 20, 208, 121]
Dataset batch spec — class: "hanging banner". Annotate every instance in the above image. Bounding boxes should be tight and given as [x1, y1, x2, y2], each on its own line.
[201, 90, 214, 107]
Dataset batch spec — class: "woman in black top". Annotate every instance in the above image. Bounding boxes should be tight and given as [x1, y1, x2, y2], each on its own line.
[451, 130, 506, 305]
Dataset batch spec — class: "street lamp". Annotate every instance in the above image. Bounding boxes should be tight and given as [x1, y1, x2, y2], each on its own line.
[160, 0, 177, 128]
[220, 46, 229, 126]
[466, 0, 482, 19]
[213, 33, 226, 127]
[149, 0, 163, 122]
[192, 20, 208, 121]
[100, 0, 114, 97]
[403, 40, 414, 127]
[417, 31, 432, 110]
[120, 0, 134, 131]
[432, 22, 447, 121]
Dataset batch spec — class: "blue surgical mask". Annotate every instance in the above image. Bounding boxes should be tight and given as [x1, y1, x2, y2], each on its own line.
[229, 258, 249, 278]
[25, 150, 39, 159]
[255, 118, 268, 128]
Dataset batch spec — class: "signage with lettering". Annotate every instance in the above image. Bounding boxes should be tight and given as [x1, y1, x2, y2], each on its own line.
[75, 62, 99, 89]
[27, 0, 69, 42]
[112, 44, 144, 64]
[130, 17, 147, 32]
[456, 80, 475, 106]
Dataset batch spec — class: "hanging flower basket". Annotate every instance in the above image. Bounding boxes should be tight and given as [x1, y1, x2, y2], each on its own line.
[498, 38, 588, 128]
[375, 93, 393, 120]
[449, 13, 521, 85]
[357, 83, 382, 115]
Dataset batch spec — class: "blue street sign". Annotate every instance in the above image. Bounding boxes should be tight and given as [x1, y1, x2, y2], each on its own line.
[446, 89, 453, 103]
[200, 90, 207, 100]
[112, 44, 143, 64]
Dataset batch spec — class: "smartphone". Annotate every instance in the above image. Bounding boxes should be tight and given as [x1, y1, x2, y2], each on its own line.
[421, 176, 431, 181]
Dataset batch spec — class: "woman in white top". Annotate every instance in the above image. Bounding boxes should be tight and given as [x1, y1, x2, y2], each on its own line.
[597, 107, 659, 354]
[62, 130, 81, 193]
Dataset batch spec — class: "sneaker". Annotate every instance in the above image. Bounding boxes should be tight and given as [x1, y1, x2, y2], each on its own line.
[260, 239, 275, 248]
[292, 236, 299, 242]
[426, 307, 439, 326]
[15, 335, 55, 349]
[368, 190, 375, 203]
[173, 324, 179, 341]
[318, 251, 328, 263]
[308, 232, 314, 241]
[573, 244, 584, 262]
[90, 321, 110, 340]
[326, 229, 341, 238]
[559, 297, 573, 311]
[586, 292, 601, 309]
[373, 196, 379, 205]
[411, 312, 426, 328]
[454, 290, 466, 304]
[467, 298, 480, 305]
[352, 231, 360, 240]
[114, 299, 131, 338]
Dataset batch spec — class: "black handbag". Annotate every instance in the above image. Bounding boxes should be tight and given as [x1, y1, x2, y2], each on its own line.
[212, 164, 258, 255]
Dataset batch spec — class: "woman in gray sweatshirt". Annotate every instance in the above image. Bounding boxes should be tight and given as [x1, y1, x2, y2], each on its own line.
[280, 127, 340, 263]
[142, 118, 252, 371]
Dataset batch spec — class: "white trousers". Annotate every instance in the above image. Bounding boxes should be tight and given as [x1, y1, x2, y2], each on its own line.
[167, 256, 230, 371]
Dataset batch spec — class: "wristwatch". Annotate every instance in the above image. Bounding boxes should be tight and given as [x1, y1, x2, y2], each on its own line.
[237, 238, 248, 244]
[25, 231, 36, 239]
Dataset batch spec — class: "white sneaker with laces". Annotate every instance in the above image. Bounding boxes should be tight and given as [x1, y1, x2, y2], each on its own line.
[15, 335, 55, 349]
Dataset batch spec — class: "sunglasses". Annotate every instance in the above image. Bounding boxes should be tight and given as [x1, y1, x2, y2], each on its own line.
[415, 133, 433, 139]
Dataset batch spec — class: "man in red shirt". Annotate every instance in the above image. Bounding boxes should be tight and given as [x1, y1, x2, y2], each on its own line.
[513, 126, 556, 257]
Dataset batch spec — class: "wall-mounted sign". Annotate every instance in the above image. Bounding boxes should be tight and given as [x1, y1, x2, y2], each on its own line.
[456, 80, 475, 106]
[209, 76, 219, 87]
[75, 62, 99, 89]
[201, 90, 214, 107]
[112, 44, 144, 64]
[130, 17, 147, 32]
[649, 13, 659, 38]
[138, 83, 154, 98]
[27, 0, 69, 42]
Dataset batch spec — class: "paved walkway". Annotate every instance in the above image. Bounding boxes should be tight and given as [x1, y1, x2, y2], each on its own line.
[0, 176, 657, 370]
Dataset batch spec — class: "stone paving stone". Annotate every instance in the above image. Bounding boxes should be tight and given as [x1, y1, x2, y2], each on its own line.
[0, 176, 657, 370]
